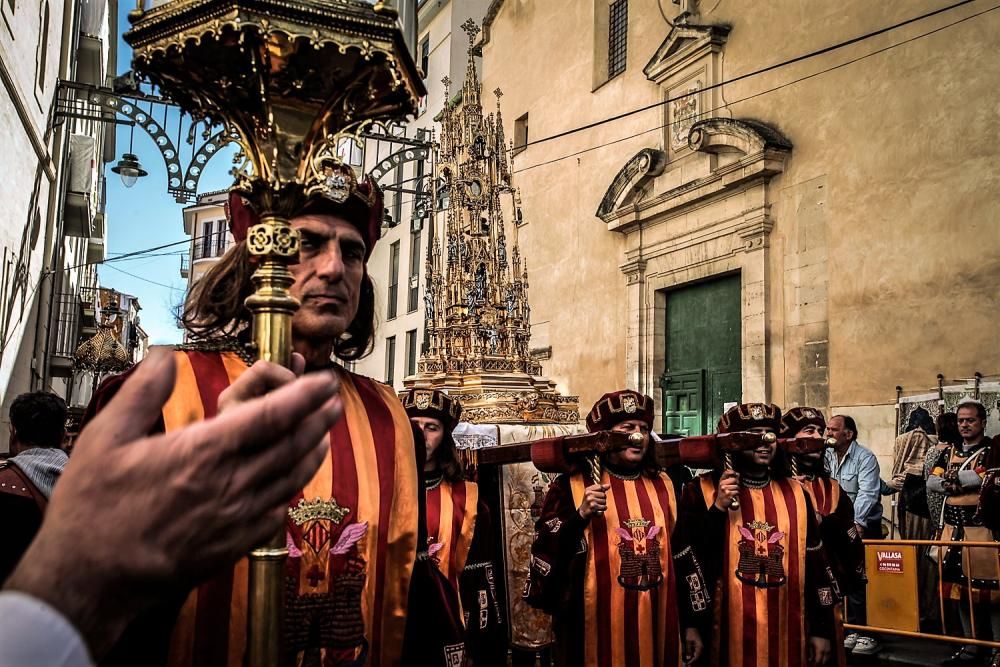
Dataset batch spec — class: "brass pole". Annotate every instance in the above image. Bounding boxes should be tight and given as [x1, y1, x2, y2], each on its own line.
[245, 212, 301, 667]
[589, 455, 602, 486]
[723, 452, 739, 510]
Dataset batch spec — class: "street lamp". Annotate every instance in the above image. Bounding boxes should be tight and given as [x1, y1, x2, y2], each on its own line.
[111, 121, 147, 188]
[110, 152, 147, 188]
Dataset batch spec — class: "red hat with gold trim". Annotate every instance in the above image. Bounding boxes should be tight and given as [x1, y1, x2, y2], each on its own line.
[225, 172, 384, 261]
[780, 406, 826, 437]
[400, 388, 463, 432]
[586, 390, 654, 433]
[718, 403, 782, 434]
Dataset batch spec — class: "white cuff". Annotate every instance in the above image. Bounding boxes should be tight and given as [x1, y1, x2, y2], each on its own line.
[0, 591, 94, 667]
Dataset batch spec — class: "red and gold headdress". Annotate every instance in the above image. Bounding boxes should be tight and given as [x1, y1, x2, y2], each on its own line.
[225, 171, 384, 261]
[586, 390, 654, 433]
[400, 388, 463, 433]
[718, 402, 782, 434]
[780, 406, 826, 437]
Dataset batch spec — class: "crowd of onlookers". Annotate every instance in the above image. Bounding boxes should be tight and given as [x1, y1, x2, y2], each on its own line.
[888, 403, 999, 666]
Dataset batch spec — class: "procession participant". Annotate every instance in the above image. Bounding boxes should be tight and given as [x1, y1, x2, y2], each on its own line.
[927, 400, 1000, 666]
[0, 392, 69, 583]
[524, 390, 708, 667]
[781, 407, 864, 667]
[1, 349, 342, 666]
[402, 388, 506, 667]
[82, 177, 421, 667]
[680, 403, 836, 667]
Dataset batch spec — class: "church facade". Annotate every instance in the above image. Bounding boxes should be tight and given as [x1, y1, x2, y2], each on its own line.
[477, 0, 1000, 459]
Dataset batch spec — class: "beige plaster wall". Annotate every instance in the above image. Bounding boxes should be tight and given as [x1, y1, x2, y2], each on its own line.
[481, 0, 1000, 419]
[481, 0, 672, 412]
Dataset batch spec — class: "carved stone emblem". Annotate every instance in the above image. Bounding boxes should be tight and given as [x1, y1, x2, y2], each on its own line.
[670, 82, 701, 151]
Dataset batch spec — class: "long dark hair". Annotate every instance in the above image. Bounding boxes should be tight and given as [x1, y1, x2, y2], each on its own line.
[180, 243, 377, 361]
[936, 412, 961, 447]
[433, 433, 466, 483]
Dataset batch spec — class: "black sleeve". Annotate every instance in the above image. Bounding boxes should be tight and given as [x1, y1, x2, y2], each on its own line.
[460, 501, 507, 667]
[522, 475, 589, 615]
[0, 493, 43, 584]
[803, 491, 838, 641]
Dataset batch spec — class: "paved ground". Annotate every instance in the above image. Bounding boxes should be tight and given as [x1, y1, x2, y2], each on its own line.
[847, 634, 959, 666]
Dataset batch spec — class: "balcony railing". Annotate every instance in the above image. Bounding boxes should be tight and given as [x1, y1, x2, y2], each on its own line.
[192, 235, 232, 261]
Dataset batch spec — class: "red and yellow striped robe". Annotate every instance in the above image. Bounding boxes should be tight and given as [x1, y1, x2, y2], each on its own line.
[425, 478, 478, 602]
[801, 477, 850, 667]
[696, 476, 811, 667]
[802, 477, 839, 518]
[569, 471, 681, 667]
[142, 350, 417, 667]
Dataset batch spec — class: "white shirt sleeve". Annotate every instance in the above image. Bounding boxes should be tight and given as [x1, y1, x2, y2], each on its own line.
[0, 591, 94, 667]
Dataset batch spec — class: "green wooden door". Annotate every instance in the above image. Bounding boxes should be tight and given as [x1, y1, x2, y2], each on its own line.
[660, 274, 742, 434]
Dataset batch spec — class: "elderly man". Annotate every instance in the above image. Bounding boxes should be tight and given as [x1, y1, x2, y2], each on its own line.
[83, 178, 420, 667]
[525, 390, 707, 667]
[0, 392, 69, 583]
[825, 414, 881, 656]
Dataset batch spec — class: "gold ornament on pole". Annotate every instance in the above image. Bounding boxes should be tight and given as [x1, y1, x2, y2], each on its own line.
[124, 2, 424, 664]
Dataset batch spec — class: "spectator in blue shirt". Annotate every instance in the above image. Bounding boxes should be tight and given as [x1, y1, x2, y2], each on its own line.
[825, 414, 882, 656]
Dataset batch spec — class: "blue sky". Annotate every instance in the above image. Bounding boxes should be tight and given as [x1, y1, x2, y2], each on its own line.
[98, 3, 238, 345]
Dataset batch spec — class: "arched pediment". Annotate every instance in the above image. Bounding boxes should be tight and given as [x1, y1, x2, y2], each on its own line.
[595, 148, 667, 220]
[644, 23, 731, 84]
[687, 118, 792, 157]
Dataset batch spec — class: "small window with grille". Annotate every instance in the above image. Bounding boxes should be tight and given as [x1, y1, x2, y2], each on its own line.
[608, 0, 628, 79]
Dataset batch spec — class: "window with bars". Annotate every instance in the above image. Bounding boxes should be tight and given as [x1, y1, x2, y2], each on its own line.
[405, 329, 417, 377]
[407, 228, 421, 312]
[200, 220, 214, 259]
[215, 222, 228, 256]
[385, 336, 396, 386]
[608, 0, 628, 79]
[387, 241, 400, 320]
[419, 36, 430, 79]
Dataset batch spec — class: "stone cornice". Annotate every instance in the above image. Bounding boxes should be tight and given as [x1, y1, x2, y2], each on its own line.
[603, 118, 790, 234]
[478, 0, 506, 49]
[596, 148, 667, 221]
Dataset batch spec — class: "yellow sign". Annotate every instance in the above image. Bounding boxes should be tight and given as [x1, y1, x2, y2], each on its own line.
[865, 544, 920, 632]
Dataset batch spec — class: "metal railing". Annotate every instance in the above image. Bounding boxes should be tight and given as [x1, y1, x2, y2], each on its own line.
[52, 292, 82, 357]
[192, 235, 231, 260]
[847, 537, 1000, 650]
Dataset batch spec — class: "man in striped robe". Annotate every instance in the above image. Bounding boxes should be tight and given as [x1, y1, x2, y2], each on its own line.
[83, 179, 420, 667]
[680, 403, 836, 667]
[780, 407, 864, 667]
[402, 388, 506, 667]
[524, 390, 709, 667]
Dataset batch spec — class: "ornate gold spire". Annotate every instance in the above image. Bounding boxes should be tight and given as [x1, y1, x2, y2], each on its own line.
[406, 24, 578, 425]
